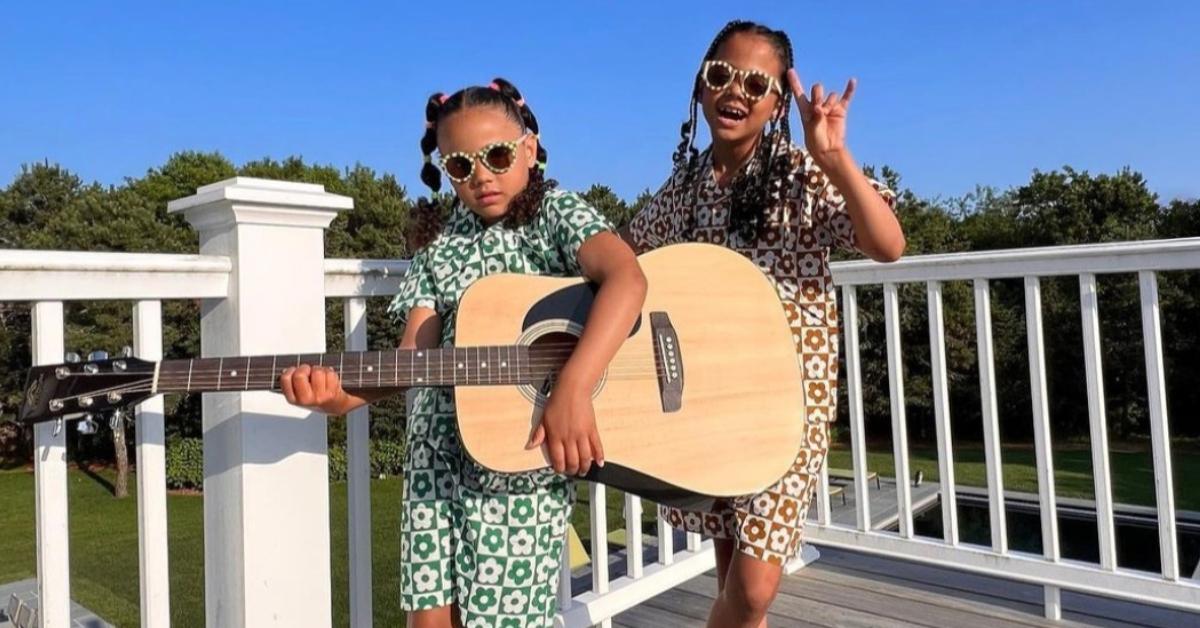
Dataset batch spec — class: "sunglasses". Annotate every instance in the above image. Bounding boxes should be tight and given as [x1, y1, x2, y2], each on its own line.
[699, 60, 784, 101]
[438, 133, 530, 183]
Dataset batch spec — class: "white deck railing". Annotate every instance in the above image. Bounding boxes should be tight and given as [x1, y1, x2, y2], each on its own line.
[4, 177, 1198, 627]
[810, 237, 1200, 619]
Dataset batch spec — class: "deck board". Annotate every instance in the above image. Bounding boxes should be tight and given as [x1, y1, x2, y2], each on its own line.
[609, 546, 1199, 627]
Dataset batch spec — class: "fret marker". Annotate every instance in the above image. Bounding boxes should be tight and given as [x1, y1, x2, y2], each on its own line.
[481, 362, 488, 368]
[417, 352, 424, 358]
[458, 363, 464, 369]
[231, 370, 238, 377]
[367, 366, 374, 372]
[417, 377, 424, 382]
[501, 362, 507, 367]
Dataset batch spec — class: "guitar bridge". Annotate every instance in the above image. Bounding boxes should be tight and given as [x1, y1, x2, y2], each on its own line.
[649, 312, 683, 412]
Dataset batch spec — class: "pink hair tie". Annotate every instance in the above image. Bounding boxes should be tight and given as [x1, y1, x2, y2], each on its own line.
[489, 81, 501, 91]
[438, 94, 449, 104]
[424, 121, 434, 129]
[515, 98, 525, 107]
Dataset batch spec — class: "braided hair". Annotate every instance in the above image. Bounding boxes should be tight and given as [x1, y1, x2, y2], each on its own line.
[408, 78, 556, 250]
[675, 20, 796, 242]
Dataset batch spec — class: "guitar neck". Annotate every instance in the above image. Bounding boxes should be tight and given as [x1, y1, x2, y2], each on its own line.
[153, 346, 533, 394]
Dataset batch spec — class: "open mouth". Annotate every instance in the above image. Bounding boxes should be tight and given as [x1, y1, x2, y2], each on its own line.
[717, 104, 749, 122]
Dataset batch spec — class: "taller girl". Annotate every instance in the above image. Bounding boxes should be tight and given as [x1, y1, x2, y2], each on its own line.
[622, 20, 906, 628]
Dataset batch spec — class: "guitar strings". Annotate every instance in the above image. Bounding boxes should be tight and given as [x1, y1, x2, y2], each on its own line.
[49, 362, 674, 404]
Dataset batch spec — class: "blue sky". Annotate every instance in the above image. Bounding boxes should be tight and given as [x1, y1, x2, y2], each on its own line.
[2, 1, 1198, 203]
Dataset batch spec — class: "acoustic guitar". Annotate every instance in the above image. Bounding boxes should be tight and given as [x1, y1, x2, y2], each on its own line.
[19, 243, 805, 506]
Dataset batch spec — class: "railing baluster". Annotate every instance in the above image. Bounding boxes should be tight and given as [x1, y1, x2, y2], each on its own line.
[884, 283, 913, 538]
[32, 301, 70, 628]
[1080, 273, 1118, 571]
[974, 279, 1008, 554]
[1044, 585, 1063, 621]
[1024, 278, 1060, 564]
[590, 483, 610, 595]
[134, 300, 170, 628]
[557, 532, 573, 613]
[844, 286, 872, 531]
[344, 297, 373, 626]
[656, 506, 674, 565]
[927, 281, 958, 545]
[586, 483, 614, 627]
[1139, 271, 1179, 580]
[816, 462, 832, 526]
[625, 493, 644, 578]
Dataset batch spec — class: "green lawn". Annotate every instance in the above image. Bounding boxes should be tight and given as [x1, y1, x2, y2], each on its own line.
[2, 443, 1195, 626]
[0, 470, 409, 627]
[0, 470, 642, 627]
[826, 443, 1200, 511]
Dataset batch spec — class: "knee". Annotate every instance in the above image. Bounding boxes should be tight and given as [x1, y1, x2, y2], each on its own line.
[725, 578, 779, 620]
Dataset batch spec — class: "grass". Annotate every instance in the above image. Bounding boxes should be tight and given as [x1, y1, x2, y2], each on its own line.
[2, 442, 1195, 626]
[826, 442, 1200, 511]
[0, 469, 407, 627]
[0, 469, 643, 627]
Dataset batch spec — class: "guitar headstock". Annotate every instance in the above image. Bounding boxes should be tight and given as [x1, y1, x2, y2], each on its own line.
[18, 348, 156, 426]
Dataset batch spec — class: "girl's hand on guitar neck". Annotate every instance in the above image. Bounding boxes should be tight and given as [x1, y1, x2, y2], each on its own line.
[280, 364, 358, 415]
[526, 377, 604, 476]
[279, 307, 441, 415]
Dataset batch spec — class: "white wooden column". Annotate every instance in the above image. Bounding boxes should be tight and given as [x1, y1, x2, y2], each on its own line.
[169, 177, 352, 628]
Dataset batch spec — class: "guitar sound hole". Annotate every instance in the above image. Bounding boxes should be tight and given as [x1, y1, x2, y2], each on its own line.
[519, 329, 605, 406]
[527, 331, 575, 395]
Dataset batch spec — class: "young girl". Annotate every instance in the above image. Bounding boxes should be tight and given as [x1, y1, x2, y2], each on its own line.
[281, 78, 647, 627]
[621, 21, 905, 628]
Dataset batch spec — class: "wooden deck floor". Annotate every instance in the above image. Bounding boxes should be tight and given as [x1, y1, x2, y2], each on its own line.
[0, 579, 112, 628]
[814, 477, 941, 530]
[609, 546, 1200, 627]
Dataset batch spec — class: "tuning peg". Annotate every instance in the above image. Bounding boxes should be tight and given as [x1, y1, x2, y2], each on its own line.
[121, 346, 134, 358]
[108, 408, 126, 430]
[88, 350, 109, 362]
[64, 352, 81, 363]
[77, 414, 99, 435]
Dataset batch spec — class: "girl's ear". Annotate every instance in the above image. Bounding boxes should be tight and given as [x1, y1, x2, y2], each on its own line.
[524, 134, 538, 165]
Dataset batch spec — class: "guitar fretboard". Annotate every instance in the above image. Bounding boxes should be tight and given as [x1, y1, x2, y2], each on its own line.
[152, 347, 536, 394]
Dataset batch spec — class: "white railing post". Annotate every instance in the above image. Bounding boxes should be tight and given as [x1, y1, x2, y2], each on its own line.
[657, 508, 674, 566]
[169, 177, 352, 627]
[1025, 277, 1062, 619]
[1138, 271, 1179, 580]
[1080, 273, 1118, 571]
[927, 281, 958, 545]
[344, 297, 373, 627]
[973, 279, 1008, 554]
[133, 300, 170, 628]
[624, 494, 644, 579]
[32, 301, 70, 628]
[844, 286, 872, 532]
[883, 283, 913, 537]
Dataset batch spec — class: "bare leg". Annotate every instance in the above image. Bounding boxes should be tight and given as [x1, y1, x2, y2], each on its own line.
[407, 604, 462, 628]
[714, 537, 736, 591]
[706, 551, 782, 628]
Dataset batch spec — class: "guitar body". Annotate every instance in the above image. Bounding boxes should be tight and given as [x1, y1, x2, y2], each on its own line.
[454, 243, 805, 503]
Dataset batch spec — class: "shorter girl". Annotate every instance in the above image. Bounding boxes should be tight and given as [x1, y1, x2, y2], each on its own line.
[281, 78, 647, 627]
